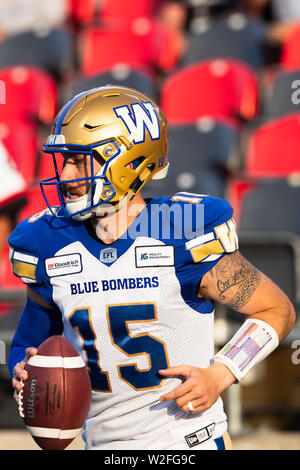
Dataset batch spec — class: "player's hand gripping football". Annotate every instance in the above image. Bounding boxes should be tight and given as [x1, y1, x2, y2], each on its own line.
[12, 347, 38, 402]
[159, 363, 236, 414]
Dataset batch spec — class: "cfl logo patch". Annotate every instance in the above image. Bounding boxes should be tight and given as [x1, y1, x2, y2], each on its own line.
[114, 102, 160, 143]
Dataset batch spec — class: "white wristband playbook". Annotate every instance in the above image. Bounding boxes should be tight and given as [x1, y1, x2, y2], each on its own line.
[213, 318, 279, 382]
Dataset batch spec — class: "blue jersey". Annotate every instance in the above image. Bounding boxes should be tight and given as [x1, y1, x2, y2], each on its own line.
[9, 193, 238, 449]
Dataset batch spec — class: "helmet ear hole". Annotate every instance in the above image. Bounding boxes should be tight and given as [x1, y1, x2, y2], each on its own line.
[147, 163, 155, 172]
[131, 156, 146, 170]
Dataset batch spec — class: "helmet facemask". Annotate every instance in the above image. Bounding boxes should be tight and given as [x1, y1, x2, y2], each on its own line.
[41, 139, 127, 221]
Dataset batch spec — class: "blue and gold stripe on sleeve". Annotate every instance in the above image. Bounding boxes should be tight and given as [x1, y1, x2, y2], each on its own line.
[9, 248, 38, 284]
[185, 218, 238, 263]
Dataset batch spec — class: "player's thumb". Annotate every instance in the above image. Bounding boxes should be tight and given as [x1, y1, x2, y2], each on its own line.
[25, 347, 38, 362]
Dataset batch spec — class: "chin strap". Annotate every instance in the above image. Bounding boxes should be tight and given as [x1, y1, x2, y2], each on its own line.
[68, 189, 133, 221]
[152, 162, 169, 180]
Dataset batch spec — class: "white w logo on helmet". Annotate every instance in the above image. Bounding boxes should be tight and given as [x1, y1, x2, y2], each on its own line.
[114, 102, 160, 144]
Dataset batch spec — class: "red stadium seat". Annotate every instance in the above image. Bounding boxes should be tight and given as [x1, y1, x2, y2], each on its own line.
[160, 59, 259, 125]
[245, 114, 300, 178]
[0, 245, 25, 291]
[100, 0, 163, 24]
[280, 24, 300, 71]
[67, 0, 97, 25]
[0, 122, 37, 184]
[226, 177, 257, 224]
[37, 147, 65, 182]
[18, 184, 60, 222]
[78, 20, 180, 76]
[68, 0, 164, 26]
[0, 65, 58, 128]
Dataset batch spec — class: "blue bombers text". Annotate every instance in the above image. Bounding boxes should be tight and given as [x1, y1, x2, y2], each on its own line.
[70, 276, 159, 295]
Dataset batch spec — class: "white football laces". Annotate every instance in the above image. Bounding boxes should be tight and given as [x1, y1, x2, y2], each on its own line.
[17, 379, 25, 418]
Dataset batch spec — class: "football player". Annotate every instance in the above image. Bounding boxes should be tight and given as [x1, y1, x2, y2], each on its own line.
[8, 86, 295, 450]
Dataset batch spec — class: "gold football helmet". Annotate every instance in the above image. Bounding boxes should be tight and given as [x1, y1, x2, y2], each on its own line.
[41, 86, 169, 220]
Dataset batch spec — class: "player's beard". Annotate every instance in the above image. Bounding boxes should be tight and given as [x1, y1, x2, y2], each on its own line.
[61, 181, 90, 199]
[60, 179, 132, 222]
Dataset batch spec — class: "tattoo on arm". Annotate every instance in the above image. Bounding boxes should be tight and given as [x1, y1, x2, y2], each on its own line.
[215, 252, 261, 310]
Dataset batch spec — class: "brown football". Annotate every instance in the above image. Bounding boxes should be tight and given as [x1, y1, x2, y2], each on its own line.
[18, 335, 91, 450]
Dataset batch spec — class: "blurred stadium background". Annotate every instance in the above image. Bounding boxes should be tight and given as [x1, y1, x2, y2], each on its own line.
[0, 0, 300, 450]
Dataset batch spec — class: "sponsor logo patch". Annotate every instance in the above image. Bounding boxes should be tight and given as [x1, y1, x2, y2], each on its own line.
[185, 423, 215, 448]
[45, 253, 82, 277]
[100, 247, 117, 264]
[135, 245, 174, 268]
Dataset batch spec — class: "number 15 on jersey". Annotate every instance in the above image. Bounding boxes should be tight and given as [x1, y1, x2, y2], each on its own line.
[69, 302, 170, 392]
